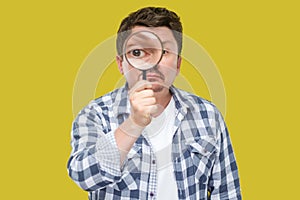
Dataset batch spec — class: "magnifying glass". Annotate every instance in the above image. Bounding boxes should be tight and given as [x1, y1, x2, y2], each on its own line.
[123, 31, 163, 80]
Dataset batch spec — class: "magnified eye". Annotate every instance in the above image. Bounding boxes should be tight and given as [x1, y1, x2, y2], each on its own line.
[133, 49, 141, 57]
[129, 49, 146, 58]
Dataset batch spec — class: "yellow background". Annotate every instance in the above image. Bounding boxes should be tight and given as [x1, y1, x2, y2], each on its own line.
[1, 0, 299, 199]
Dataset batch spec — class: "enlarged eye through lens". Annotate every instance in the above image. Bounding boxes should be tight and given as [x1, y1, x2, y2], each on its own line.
[124, 31, 163, 71]
[123, 31, 164, 80]
[132, 49, 141, 57]
[130, 49, 145, 58]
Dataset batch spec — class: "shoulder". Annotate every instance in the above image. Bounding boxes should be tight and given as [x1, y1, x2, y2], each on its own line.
[171, 87, 219, 115]
[95, 86, 126, 106]
[78, 86, 126, 115]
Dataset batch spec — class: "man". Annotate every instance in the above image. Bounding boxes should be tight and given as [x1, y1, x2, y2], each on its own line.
[67, 7, 242, 200]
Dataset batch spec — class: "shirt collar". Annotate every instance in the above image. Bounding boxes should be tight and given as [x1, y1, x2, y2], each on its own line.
[170, 86, 195, 114]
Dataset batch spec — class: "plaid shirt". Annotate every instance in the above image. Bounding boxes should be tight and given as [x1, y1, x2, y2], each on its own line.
[67, 85, 242, 200]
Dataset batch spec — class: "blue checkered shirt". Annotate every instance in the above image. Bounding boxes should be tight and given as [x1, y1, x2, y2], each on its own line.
[67, 85, 242, 200]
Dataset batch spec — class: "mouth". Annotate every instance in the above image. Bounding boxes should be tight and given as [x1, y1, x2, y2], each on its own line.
[146, 73, 164, 80]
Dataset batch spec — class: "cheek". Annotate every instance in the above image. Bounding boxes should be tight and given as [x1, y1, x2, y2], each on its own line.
[161, 57, 179, 85]
[166, 70, 178, 84]
[162, 54, 178, 66]
[163, 67, 178, 86]
[161, 57, 179, 73]
[123, 64, 141, 88]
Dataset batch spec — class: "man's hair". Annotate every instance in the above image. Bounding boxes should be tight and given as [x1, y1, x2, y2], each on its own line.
[116, 7, 183, 56]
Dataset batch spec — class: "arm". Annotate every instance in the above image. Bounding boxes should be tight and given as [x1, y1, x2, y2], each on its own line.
[67, 81, 157, 191]
[67, 103, 123, 191]
[116, 80, 157, 162]
[208, 112, 242, 200]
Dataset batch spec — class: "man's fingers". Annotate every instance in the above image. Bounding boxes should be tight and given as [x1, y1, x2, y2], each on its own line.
[128, 80, 157, 127]
[130, 89, 154, 101]
[133, 97, 156, 108]
[129, 80, 152, 94]
[149, 104, 158, 115]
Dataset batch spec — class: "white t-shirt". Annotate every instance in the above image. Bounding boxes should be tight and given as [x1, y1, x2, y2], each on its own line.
[145, 98, 178, 200]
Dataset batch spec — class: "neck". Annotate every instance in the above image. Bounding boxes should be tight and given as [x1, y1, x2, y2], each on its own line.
[154, 89, 172, 108]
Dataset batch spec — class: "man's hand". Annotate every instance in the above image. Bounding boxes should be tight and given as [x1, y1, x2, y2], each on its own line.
[129, 80, 157, 127]
[118, 80, 157, 139]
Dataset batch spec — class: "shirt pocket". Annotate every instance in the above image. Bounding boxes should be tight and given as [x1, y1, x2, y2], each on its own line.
[111, 145, 142, 191]
[187, 136, 217, 184]
[108, 171, 138, 191]
[124, 145, 142, 172]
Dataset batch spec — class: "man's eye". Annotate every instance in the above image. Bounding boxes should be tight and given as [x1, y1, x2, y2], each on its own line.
[162, 49, 169, 55]
[130, 49, 145, 57]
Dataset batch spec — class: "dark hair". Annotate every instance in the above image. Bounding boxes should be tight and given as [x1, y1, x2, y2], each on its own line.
[116, 7, 183, 56]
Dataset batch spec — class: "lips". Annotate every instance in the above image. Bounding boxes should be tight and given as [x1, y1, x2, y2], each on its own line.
[146, 73, 163, 80]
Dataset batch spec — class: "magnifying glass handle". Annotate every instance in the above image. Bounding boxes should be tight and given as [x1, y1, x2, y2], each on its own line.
[142, 70, 146, 80]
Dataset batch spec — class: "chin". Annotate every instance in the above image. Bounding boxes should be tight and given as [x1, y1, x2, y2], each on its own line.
[153, 87, 164, 93]
[151, 84, 165, 92]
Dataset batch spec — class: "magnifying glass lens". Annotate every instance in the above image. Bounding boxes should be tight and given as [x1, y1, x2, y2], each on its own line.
[124, 31, 163, 73]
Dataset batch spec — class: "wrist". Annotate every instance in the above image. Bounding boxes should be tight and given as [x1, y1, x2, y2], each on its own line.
[119, 116, 145, 138]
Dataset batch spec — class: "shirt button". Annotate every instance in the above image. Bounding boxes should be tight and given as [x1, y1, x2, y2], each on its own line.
[152, 160, 156, 164]
[150, 192, 154, 197]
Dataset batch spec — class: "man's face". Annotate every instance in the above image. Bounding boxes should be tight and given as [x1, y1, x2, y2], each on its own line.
[117, 26, 181, 93]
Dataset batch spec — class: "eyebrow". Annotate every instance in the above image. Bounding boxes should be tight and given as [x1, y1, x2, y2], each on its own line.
[161, 40, 177, 51]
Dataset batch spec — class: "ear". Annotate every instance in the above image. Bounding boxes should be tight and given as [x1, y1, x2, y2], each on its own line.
[116, 55, 124, 75]
[176, 56, 182, 75]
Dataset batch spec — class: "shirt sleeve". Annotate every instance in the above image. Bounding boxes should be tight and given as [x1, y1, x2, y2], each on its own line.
[67, 102, 122, 191]
[208, 111, 242, 200]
